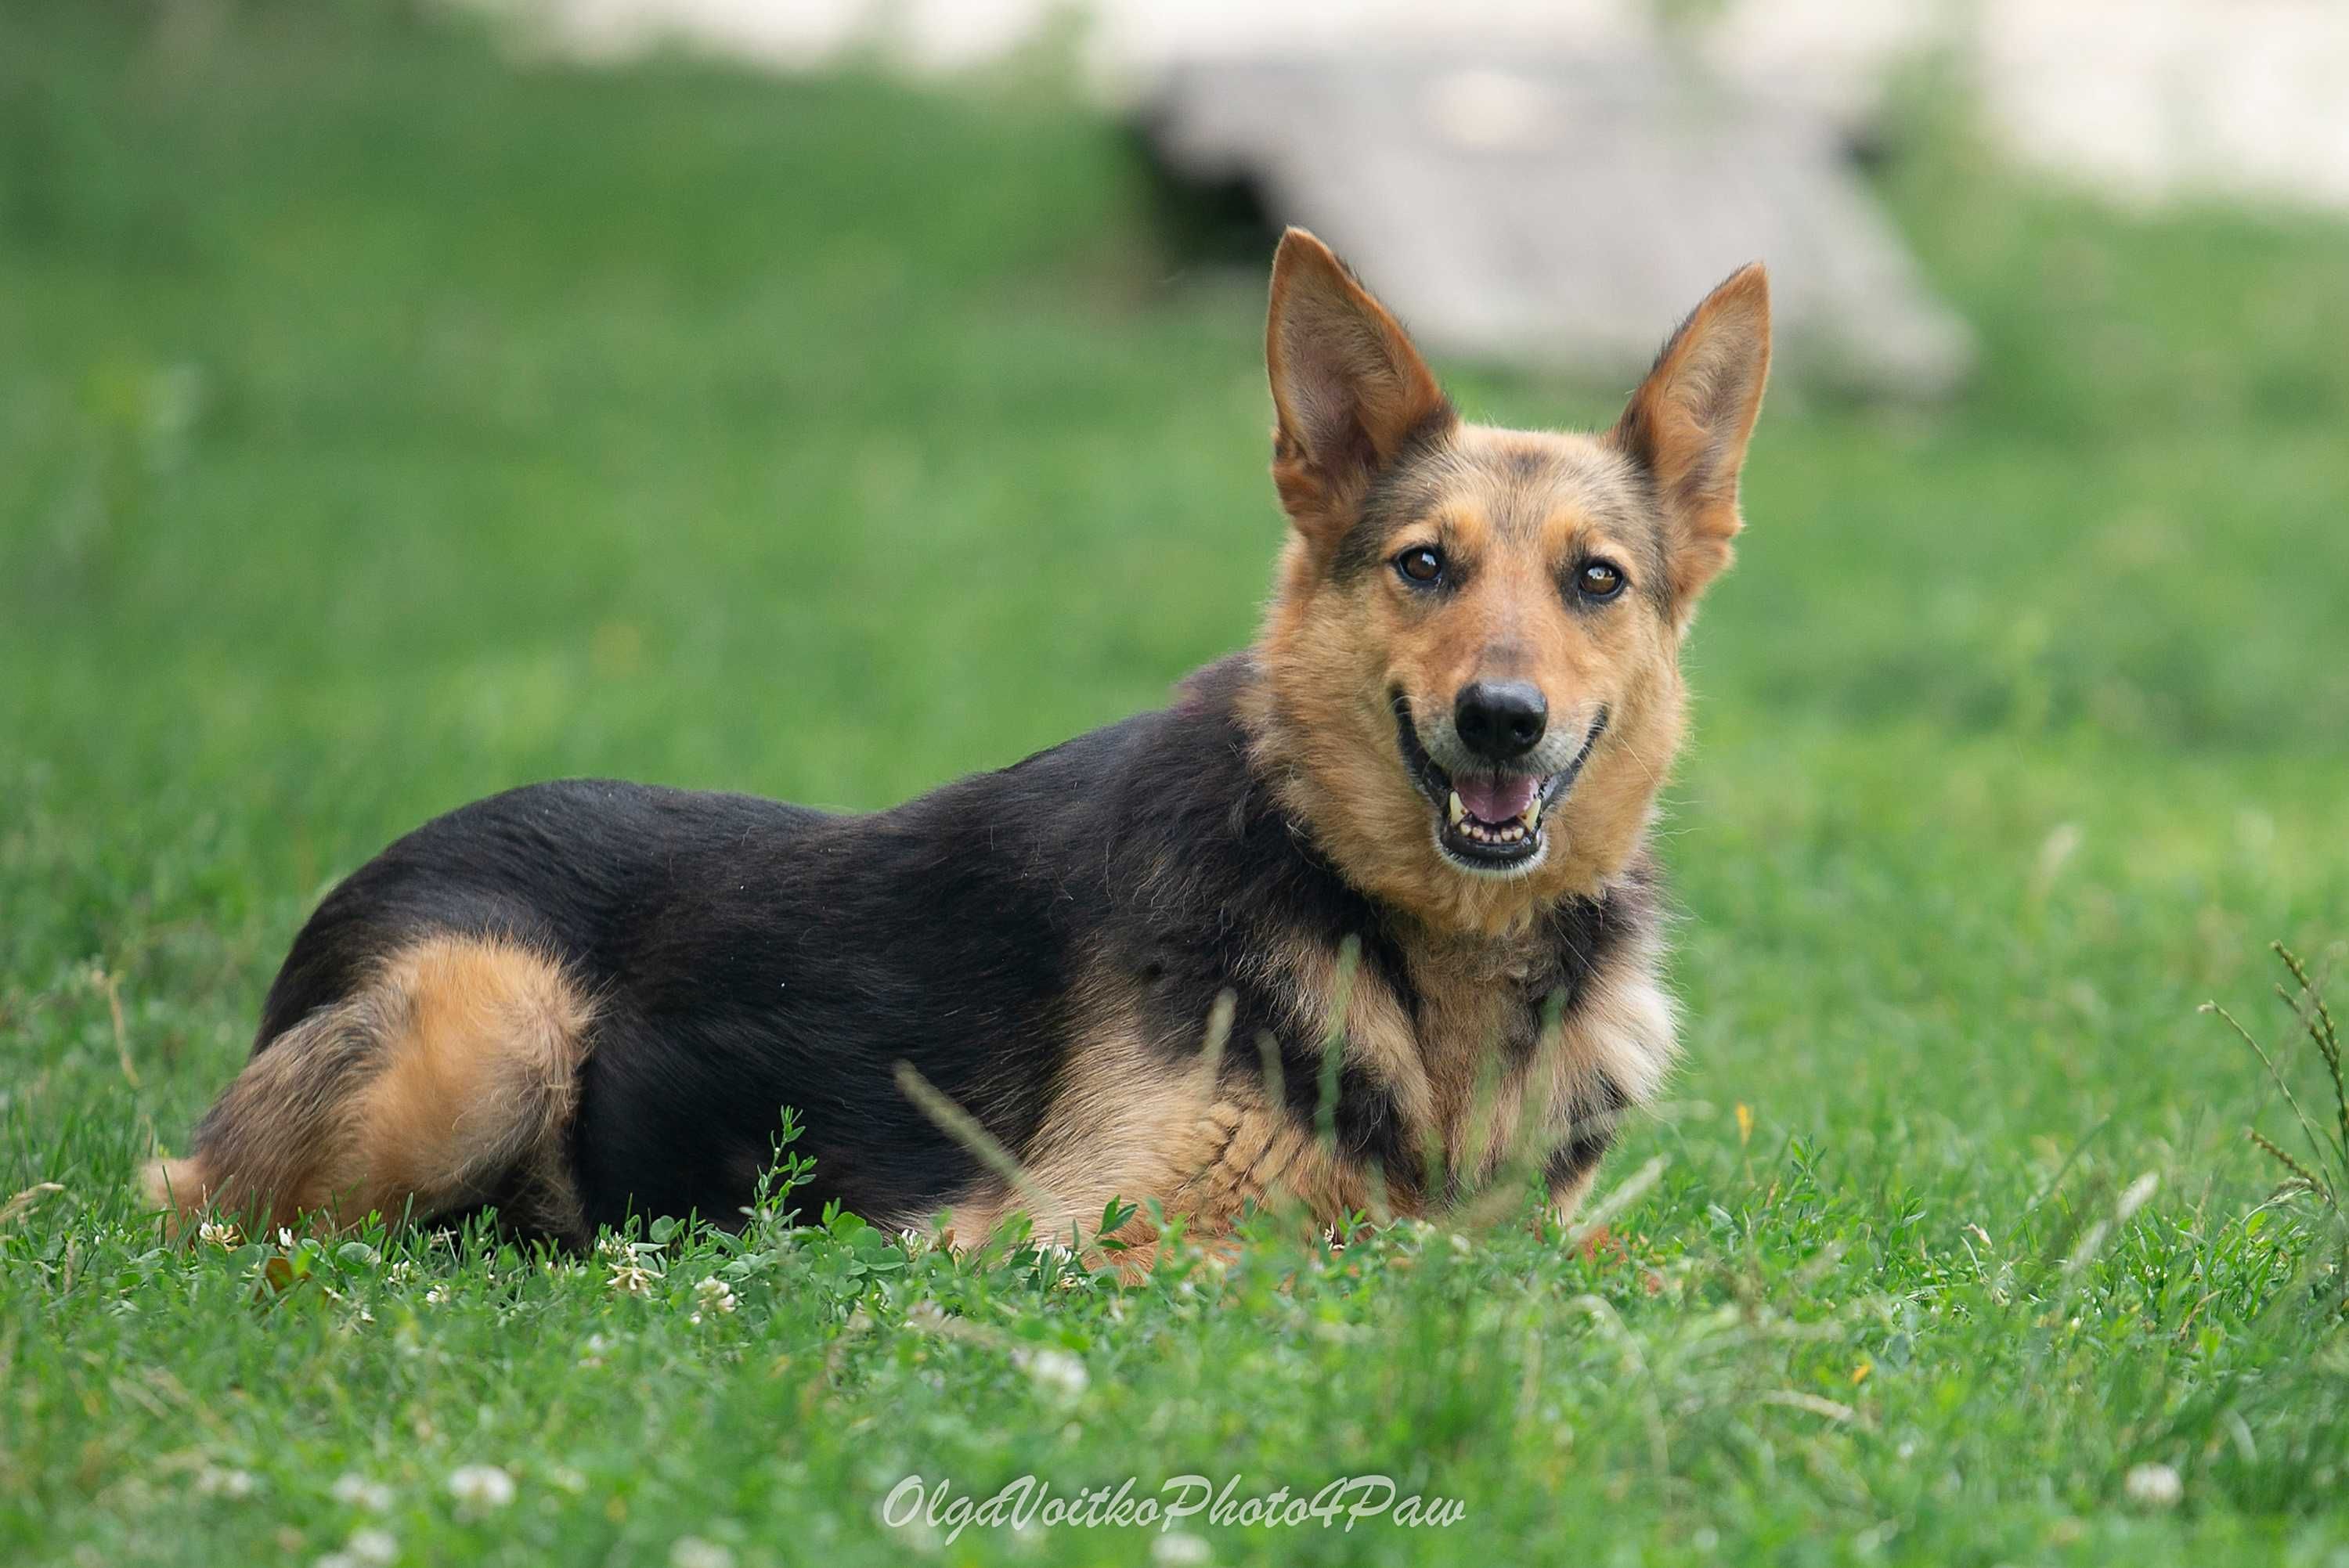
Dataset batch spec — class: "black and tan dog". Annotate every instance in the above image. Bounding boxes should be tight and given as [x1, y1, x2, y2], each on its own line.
[146, 232, 1769, 1256]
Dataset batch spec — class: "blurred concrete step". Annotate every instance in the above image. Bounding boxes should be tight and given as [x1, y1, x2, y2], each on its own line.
[512, 2, 2349, 219]
[1147, 53, 1972, 395]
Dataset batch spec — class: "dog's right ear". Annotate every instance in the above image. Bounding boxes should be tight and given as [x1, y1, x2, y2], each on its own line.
[1265, 229, 1456, 543]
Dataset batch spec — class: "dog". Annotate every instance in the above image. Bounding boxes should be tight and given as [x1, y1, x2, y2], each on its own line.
[145, 230, 1769, 1258]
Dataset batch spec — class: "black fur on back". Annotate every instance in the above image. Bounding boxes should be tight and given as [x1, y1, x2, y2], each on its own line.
[254, 654, 1652, 1235]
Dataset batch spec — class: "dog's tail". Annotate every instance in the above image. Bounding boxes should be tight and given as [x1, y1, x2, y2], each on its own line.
[143, 935, 593, 1239]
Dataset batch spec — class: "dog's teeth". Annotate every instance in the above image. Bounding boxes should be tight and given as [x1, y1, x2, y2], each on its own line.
[1446, 791, 1465, 827]
[1521, 798, 1541, 831]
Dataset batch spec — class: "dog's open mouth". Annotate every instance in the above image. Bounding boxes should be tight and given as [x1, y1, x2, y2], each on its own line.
[1392, 695, 1607, 871]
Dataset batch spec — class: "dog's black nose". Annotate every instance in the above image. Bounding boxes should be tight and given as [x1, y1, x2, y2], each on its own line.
[1453, 680, 1547, 762]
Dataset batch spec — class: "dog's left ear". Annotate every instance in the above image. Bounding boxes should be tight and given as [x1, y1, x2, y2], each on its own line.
[1610, 264, 1771, 619]
[1265, 228, 1456, 545]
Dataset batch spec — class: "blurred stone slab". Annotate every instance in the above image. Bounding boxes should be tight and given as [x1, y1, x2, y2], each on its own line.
[1146, 53, 1972, 395]
[508, 2, 2349, 219]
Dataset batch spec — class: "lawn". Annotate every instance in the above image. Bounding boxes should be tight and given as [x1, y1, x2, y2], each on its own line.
[4, 5, 2348, 1564]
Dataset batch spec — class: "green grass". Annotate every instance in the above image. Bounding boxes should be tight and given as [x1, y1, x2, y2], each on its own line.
[5, 5, 2349, 1563]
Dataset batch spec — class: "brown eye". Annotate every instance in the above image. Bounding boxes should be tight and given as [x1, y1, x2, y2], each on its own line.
[1579, 561, 1626, 600]
[1395, 546, 1445, 586]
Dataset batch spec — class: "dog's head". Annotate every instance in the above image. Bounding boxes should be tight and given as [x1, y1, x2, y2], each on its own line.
[1250, 229, 1770, 934]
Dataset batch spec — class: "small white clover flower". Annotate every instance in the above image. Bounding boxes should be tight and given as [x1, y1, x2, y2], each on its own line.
[1448, 1231, 1473, 1256]
[194, 1465, 258, 1499]
[1153, 1532, 1211, 1566]
[277, 1227, 297, 1249]
[2124, 1462, 2183, 1509]
[669, 1537, 736, 1568]
[1017, 1347, 1089, 1403]
[197, 1219, 242, 1249]
[608, 1261, 655, 1296]
[346, 1527, 398, 1565]
[330, 1473, 392, 1512]
[891, 1516, 943, 1554]
[694, 1275, 738, 1315]
[423, 1285, 449, 1305]
[446, 1464, 516, 1512]
[384, 1261, 415, 1287]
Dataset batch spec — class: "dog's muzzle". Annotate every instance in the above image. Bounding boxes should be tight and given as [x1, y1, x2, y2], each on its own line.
[1392, 693, 1608, 871]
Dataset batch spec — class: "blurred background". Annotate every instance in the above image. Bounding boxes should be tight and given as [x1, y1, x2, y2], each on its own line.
[2, 0, 2345, 1163]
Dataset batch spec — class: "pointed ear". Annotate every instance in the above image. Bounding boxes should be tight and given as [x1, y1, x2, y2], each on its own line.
[1610, 263, 1771, 615]
[1265, 228, 1455, 540]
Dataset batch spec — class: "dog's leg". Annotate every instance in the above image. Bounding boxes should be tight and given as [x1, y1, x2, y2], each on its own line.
[1545, 1163, 1602, 1229]
[143, 935, 592, 1238]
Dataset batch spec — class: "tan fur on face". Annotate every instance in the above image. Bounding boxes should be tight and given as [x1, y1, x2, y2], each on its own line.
[1254, 236, 1767, 938]
[1249, 429, 1688, 936]
[143, 936, 592, 1236]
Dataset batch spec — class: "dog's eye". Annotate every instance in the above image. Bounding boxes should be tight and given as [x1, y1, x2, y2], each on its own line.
[1578, 561, 1626, 600]
[1395, 546, 1445, 586]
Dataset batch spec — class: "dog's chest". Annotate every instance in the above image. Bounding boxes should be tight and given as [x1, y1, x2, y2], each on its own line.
[1393, 943, 1562, 1177]
[1162, 946, 1585, 1219]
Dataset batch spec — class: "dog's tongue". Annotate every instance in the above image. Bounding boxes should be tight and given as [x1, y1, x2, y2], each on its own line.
[1456, 773, 1539, 824]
